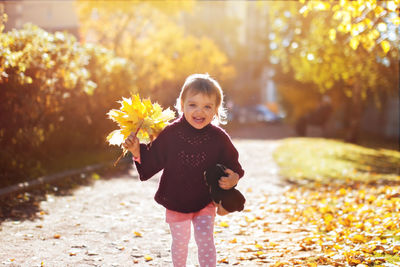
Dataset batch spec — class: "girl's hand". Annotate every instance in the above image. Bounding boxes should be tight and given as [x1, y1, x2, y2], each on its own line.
[122, 132, 140, 159]
[219, 169, 239, 190]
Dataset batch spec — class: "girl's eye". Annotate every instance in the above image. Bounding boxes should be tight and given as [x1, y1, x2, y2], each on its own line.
[189, 103, 196, 107]
[205, 106, 211, 109]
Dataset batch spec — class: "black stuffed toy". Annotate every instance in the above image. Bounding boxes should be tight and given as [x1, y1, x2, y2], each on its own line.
[204, 164, 246, 215]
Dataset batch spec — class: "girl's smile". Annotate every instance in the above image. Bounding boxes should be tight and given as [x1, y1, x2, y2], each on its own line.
[181, 93, 217, 129]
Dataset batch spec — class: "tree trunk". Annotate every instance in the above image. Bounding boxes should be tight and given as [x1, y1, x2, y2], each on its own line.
[345, 83, 363, 144]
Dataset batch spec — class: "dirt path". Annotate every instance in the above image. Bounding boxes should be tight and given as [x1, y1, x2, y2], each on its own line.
[0, 135, 316, 266]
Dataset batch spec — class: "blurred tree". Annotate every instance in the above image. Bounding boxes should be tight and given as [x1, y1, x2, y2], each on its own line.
[263, 0, 399, 142]
[0, 3, 6, 33]
[180, 1, 243, 100]
[0, 24, 91, 181]
[0, 24, 136, 186]
[75, 0, 235, 107]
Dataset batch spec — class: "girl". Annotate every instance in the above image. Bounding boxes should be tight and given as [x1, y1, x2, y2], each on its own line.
[123, 73, 244, 267]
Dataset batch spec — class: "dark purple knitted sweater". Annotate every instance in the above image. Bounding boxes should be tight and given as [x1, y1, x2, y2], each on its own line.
[134, 116, 244, 213]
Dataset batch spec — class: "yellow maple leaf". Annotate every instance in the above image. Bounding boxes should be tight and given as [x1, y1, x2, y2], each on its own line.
[329, 29, 336, 41]
[107, 93, 175, 165]
[144, 255, 153, 261]
[351, 234, 366, 243]
[392, 17, 400, 25]
[107, 93, 175, 146]
[255, 243, 263, 249]
[349, 38, 359, 50]
[133, 231, 142, 237]
[219, 221, 229, 227]
[218, 257, 229, 263]
[380, 40, 390, 54]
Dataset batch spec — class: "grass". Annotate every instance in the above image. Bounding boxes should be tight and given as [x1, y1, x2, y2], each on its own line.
[273, 137, 400, 184]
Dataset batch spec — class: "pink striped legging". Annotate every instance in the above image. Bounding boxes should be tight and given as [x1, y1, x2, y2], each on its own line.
[166, 202, 216, 267]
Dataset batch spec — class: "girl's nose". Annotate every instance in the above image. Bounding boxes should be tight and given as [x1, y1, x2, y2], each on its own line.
[194, 107, 204, 114]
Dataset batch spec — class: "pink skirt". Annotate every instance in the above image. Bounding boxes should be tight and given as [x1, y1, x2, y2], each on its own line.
[166, 202, 216, 223]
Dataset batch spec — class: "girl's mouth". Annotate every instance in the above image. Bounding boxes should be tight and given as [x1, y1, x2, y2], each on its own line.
[192, 117, 205, 124]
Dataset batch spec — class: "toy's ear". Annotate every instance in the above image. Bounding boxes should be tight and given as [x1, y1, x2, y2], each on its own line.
[216, 164, 227, 176]
[216, 164, 227, 171]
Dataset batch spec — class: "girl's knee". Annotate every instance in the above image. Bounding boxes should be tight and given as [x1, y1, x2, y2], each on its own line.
[170, 221, 191, 245]
[193, 215, 215, 245]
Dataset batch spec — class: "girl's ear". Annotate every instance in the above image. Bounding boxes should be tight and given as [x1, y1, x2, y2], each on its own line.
[180, 99, 184, 111]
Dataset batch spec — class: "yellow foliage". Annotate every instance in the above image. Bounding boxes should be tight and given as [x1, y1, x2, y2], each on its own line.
[267, 0, 399, 107]
[307, 0, 399, 53]
[75, 1, 235, 105]
[380, 40, 391, 54]
[106, 94, 175, 148]
[349, 37, 360, 50]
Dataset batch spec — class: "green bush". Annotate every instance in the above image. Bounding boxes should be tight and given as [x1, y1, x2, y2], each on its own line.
[0, 24, 136, 187]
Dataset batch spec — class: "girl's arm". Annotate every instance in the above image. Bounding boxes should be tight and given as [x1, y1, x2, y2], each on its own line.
[132, 128, 169, 181]
[218, 130, 245, 189]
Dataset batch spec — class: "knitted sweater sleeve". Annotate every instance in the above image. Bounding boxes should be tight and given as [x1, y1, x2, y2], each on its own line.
[218, 129, 245, 179]
[134, 127, 169, 181]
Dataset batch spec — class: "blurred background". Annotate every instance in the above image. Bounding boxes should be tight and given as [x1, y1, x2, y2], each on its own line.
[0, 0, 399, 187]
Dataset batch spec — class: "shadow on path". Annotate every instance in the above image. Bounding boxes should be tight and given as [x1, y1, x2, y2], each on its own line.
[0, 123, 297, 224]
[0, 167, 130, 224]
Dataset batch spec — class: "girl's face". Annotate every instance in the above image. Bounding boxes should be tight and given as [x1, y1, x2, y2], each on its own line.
[181, 92, 218, 129]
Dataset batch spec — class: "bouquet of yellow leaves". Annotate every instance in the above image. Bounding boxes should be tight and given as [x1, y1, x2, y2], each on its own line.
[107, 94, 175, 166]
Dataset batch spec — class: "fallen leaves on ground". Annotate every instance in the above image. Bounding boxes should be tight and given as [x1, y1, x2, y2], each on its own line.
[144, 254, 153, 262]
[133, 231, 142, 237]
[284, 183, 400, 266]
[214, 188, 314, 266]
[53, 234, 61, 239]
[214, 182, 400, 266]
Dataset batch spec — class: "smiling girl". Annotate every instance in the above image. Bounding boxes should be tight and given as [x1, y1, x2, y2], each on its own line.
[123, 73, 244, 267]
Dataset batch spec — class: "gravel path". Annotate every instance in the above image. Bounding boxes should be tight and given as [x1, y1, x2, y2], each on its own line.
[0, 124, 316, 266]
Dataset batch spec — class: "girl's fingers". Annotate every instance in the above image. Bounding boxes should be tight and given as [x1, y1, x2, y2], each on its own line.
[123, 138, 133, 147]
[218, 178, 229, 189]
[129, 132, 137, 139]
[219, 174, 238, 189]
[219, 182, 226, 189]
[123, 135, 139, 151]
[128, 135, 138, 144]
[224, 168, 233, 175]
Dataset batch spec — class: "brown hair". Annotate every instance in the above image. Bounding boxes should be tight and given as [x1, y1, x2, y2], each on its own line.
[175, 73, 226, 125]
